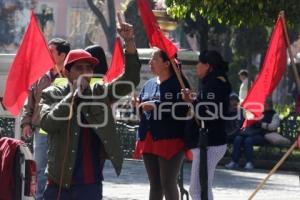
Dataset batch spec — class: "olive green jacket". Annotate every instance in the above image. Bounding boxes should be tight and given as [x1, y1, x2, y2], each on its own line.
[39, 52, 141, 188]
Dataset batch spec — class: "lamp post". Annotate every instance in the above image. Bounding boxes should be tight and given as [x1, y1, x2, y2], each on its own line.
[36, 4, 53, 33]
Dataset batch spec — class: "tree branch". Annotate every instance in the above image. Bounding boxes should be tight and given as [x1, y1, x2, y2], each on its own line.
[107, 0, 116, 51]
[86, 0, 110, 46]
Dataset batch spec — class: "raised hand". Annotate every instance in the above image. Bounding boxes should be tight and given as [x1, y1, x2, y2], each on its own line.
[116, 12, 136, 53]
[72, 77, 90, 97]
[181, 88, 194, 103]
[139, 101, 156, 112]
[131, 95, 140, 108]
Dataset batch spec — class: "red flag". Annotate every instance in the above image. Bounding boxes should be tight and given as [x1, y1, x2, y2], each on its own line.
[297, 135, 300, 150]
[137, 0, 177, 58]
[103, 37, 124, 84]
[2, 11, 54, 116]
[241, 16, 287, 127]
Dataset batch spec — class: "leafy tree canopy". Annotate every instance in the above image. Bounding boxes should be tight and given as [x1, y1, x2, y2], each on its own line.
[165, 0, 300, 28]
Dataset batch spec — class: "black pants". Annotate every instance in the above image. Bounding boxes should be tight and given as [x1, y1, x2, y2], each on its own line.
[143, 151, 184, 200]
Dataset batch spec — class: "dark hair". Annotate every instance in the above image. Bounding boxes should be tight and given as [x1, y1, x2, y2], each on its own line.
[48, 38, 71, 55]
[229, 93, 240, 102]
[85, 45, 108, 75]
[156, 49, 190, 88]
[199, 50, 229, 74]
[156, 49, 176, 75]
[238, 69, 248, 77]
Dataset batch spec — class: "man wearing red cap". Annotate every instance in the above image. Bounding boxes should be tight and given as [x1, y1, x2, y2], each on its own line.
[39, 21, 140, 199]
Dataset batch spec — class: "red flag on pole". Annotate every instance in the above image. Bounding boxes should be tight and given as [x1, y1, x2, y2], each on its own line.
[103, 37, 124, 84]
[241, 16, 287, 127]
[2, 11, 54, 116]
[137, 0, 177, 58]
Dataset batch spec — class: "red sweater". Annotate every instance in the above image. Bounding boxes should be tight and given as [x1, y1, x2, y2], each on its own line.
[0, 137, 24, 200]
[134, 132, 192, 160]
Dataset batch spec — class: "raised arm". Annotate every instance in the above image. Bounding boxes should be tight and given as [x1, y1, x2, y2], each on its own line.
[105, 13, 141, 103]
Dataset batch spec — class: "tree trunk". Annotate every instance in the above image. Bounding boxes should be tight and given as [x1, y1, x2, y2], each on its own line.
[195, 17, 209, 52]
[196, 18, 209, 91]
[223, 31, 232, 61]
[86, 0, 116, 53]
[247, 56, 253, 89]
[199, 26, 208, 52]
[107, 0, 116, 52]
[124, 0, 149, 48]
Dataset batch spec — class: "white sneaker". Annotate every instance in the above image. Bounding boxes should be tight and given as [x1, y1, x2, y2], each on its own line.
[225, 161, 239, 169]
[244, 162, 254, 170]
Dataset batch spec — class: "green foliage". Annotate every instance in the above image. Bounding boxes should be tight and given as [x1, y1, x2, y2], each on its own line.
[273, 103, 295, 119]
[230, 26, 268, 58]
[228, 26, 268, 85]
[165, 0, 300, 94]
[166, 0, 300, 28]
[227, 55, 258, 94]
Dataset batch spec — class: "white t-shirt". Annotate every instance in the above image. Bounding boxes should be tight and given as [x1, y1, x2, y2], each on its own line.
[239, 78, 248, 103]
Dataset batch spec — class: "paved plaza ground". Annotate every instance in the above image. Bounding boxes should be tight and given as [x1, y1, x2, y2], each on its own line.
[102, 159, 300, 200]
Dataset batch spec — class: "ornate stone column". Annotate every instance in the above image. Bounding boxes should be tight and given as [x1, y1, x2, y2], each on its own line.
[152, 9, 177, 38]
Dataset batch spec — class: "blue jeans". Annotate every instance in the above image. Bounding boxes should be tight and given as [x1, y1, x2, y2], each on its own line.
[33, 129, 48, 200]
[44, 183, 103, 200]
[232, 134, 265, 163]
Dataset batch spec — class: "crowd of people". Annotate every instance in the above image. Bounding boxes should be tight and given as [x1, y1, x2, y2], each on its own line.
[18, 16, 286, 200]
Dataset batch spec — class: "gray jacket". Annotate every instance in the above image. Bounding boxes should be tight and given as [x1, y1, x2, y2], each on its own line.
[20, 71, 55, 128]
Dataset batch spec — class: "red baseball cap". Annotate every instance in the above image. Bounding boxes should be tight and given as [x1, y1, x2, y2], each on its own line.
[64, 49, 99, 70]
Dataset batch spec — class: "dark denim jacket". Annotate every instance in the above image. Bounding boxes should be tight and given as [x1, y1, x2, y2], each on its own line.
[137, 75, 190, 141]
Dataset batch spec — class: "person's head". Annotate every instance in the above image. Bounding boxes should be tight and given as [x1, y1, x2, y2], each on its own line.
[238, 69, 248, 81]
[149, 48, 175, 76]
[229, 93, 240, 110]
[48, 38, 70, 69]
[64, 49, 99, 83]
[197, 50, 228, 79]
[84, 45, 108, 75]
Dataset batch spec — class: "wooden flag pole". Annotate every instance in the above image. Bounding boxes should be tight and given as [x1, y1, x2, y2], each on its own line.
[248, 11, 299, 199]
[281, 11, 300, 94]
[248, 140, 298, 200]
[54, 64, 63, 78]
[170, 59, 186, 89]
